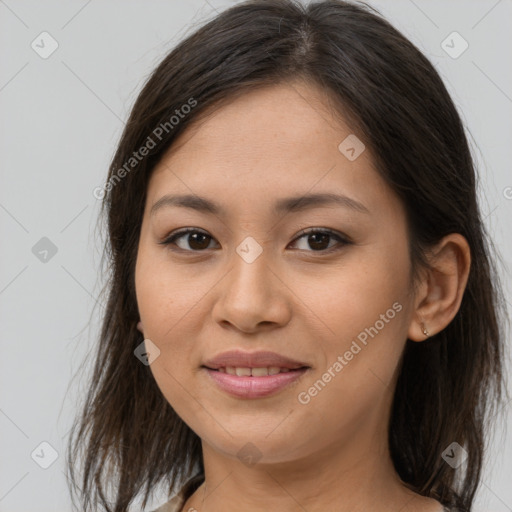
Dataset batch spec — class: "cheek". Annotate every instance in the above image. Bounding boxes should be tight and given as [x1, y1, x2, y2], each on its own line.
[308, 243, 411, 394]
[295, 284, 408, 443]
[134, 246, 212, 405]
[317, 252, 409, 341]
[135, 245, 202, 342]
[134, 253, 194, 414]
[135, 252, 169, 338]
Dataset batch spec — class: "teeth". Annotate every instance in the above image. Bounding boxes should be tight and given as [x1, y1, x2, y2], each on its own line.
[251, 367, 269, 377]
[219, 366, 296, 376]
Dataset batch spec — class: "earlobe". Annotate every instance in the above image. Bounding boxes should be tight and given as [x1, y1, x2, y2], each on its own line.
[137, 321, 144, 335]
[407, 233, 471, 342]
[408, 318, 434, 342]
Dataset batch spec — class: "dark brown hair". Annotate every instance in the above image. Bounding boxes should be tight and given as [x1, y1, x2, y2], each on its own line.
[66, 1, 508, 511]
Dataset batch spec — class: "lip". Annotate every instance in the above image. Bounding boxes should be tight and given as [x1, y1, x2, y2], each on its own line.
[202, 350, 310, 399]
[203, 367, 309, 399]
[202, 350, 309, 370]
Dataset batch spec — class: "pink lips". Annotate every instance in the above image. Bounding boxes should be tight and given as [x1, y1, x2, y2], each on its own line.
[203, 350, 308, 370]
[202, 350, 310, 399]
[204, 368, 308, 398]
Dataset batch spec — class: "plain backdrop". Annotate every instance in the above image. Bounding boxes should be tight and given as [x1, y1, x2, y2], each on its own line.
[0, 1, 511, 511]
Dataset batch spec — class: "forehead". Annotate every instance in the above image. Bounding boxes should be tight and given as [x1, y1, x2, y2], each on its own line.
[158, 81, 356, 172]
[146, 81, 401, 221]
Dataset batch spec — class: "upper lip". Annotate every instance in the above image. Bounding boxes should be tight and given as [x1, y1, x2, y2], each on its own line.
[203, 350, 309, 370]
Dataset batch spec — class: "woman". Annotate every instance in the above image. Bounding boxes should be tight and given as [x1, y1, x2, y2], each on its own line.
[66, 1, 508, 511]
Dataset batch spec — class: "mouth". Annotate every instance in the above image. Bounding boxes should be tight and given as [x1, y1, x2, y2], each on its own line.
[202, 366, 310, 399]
[201, 350, 311, 398]
[203, 365, 308, 376]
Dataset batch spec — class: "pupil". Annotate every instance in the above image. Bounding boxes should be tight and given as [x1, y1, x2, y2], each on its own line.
[189, 233, 210, 250]
[309, 233, 329, 251]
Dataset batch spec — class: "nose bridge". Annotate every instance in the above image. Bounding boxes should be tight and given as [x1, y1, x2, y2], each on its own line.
[212, 236, 290, 331]
[228, 237, 273, 302]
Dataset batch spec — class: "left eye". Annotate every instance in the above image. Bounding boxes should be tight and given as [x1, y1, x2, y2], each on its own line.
[160, 228, 350, 253]
[290, 228, 350, 252]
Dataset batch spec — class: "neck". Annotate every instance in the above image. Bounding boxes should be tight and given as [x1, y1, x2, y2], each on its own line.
[182, 426, 436, 512]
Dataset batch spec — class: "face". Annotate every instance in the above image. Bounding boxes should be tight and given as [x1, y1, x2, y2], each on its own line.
[135, 80, 417, 465]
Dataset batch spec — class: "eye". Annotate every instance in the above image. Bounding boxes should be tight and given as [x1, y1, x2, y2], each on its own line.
[289, 228, 351, 253]
[160, 227, 351, 254]
[159, 228, 218, 252]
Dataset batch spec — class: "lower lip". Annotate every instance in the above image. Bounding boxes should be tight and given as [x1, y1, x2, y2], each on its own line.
[204, 368, 309, 399]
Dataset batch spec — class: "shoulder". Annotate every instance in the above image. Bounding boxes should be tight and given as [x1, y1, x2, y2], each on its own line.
[150, 473, 204, 512]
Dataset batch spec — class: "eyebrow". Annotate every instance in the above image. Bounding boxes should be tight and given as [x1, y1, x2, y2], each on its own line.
[150, 192, 370, 217]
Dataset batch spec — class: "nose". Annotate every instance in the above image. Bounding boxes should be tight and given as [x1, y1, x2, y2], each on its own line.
[211, 244, 292, 334]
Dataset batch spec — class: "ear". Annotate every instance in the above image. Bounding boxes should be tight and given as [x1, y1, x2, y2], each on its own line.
[137, 321, 144, 335]
[407, 233, 471, 342]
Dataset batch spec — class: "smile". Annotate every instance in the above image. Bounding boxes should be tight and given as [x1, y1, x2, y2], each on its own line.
[203, 366, 309, 399]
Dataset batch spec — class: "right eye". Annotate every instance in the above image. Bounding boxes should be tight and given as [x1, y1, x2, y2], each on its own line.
[159, 228, 219, 252]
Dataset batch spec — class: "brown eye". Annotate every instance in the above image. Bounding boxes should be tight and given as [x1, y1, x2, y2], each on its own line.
[161, 229, 218, 251]
[290, 229, 351, 252]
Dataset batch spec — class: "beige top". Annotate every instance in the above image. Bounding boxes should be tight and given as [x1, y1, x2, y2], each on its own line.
[151, 473, 204, 512]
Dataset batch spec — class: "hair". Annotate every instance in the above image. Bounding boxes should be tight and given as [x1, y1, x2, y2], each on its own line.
[66, 1, 509, 511]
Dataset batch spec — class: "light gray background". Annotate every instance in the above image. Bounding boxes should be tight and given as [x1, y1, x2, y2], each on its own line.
[1, 1, 511, 511]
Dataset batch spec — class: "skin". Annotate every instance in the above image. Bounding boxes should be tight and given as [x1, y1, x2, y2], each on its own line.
[135, 79, 470, 512]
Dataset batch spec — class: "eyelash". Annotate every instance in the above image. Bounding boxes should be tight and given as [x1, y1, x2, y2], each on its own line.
[159, 227, 352, 254]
